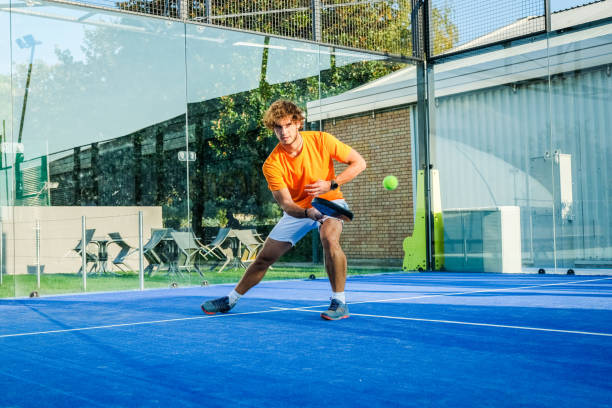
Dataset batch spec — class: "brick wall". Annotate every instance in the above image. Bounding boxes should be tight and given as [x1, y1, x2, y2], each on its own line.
[323, 107, 414, 265]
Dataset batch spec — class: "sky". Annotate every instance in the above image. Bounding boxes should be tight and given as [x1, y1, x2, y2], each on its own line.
[551, 0, 599, 11]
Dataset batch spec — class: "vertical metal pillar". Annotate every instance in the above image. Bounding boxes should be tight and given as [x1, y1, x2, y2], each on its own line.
[81, 216, 87, 291]
[311, 231, 320, 264]
[17, 41, 36, 146]
[35, 220, 40, 289]
[180, 0, 188, 20]
[138, 211, 144, 291]
[544, 0, 551, 32]
[0, 220, 3, 285]
[206, 0, 212, 24]
[312, 0, 321, 42]
[412, 0, 437, 270]
[415, 63, 432, 270]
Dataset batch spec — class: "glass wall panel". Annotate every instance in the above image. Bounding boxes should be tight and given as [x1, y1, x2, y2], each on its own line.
[185, 24, 414, 284]
[185, 26, 326, 283]
[548, 20, 612, 273]
[432, 35, 556, 273]
[313, 47, 411, 272]
[0, 0, 14, 297]
[9, 0, 188, 295]
[431, 4, 612, 275]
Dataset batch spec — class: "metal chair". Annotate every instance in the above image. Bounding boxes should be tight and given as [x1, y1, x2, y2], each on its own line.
[72, 229, 98, 274]
[108, 232, 135, 272]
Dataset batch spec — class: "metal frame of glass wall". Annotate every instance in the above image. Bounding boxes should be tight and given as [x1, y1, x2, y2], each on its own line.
[1, 0, 610, 297]
[418, 0, 612, 274]
[0, 0, 416, 297]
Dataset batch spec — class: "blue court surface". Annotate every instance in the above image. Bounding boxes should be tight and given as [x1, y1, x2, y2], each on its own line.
[1, 272, 611, 407]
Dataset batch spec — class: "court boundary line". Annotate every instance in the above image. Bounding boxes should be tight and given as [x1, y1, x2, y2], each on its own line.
[317, 276, 612, 308]
[0, 309, 281, 339]
[268, 276, 612, 311]
[1, 276, 610, 339]
[287, 309, 612, 337]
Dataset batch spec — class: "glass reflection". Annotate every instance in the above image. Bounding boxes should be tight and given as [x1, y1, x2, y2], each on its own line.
[9, 0, 188, 295]
[433, 3, 612, 274]
[434, 44, 556, 273]
[312, 47, 412, 271]
[0, 0, 12, 297]
[185, 26, 325, 280]
[547, 20, 612, 272]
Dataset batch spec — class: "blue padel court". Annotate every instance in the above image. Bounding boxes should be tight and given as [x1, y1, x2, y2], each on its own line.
[1, 272, 611, 407]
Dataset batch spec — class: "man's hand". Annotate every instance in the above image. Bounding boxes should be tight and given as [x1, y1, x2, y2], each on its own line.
[306, 207, 324, 222]
[304, 180, 332, 197]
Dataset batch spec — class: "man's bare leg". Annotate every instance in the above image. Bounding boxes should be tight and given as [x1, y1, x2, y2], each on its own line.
[319, 218, 346, 292]
[234, 238, 293, 295]
[201, 238, 292, 314]
[319, 219, 349, 320]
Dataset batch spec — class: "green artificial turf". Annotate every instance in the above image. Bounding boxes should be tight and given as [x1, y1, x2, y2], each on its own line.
[0, 265, 398, 298]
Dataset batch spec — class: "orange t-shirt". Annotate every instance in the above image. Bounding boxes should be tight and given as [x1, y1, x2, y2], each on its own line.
[262, 131, 352, 209]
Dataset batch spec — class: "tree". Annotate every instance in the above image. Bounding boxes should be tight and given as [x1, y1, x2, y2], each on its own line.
[6, 1, 457, 233]
[430, 5, 458, 56]
[183, 1, 459, 232]
[116, 0, 458, 56]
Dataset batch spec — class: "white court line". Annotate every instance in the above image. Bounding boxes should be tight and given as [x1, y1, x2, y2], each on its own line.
[292, 309, 612, 337]
[0, 309, 282, 339]
[344, 276, 612, 307]
[275, 276, 612, 311]
[2, 277, 610, 339]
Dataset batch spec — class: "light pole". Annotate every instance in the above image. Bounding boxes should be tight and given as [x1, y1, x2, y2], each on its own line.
[15, 34, 41, 148]
[13, 35, 41, 207]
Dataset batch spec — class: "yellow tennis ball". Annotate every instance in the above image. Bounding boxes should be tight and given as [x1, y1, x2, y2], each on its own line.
[383, 175, 398, 191]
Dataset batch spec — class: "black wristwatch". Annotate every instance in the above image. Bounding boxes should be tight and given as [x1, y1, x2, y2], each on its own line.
[330, 179, 339, 190]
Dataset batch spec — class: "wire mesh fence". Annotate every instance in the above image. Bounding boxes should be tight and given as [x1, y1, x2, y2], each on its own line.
[43, 0, 553, 58]
[429, 0, 545, 57]
[21, 0, 558, 63]
[200, 1, 313, 40]
[47, 0, 415, 56]
[320, 0, 412, 56]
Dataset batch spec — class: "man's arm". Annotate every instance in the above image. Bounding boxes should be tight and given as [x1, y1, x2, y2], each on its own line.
[304, 149, 366, 197]
[271, 189, 323, 221]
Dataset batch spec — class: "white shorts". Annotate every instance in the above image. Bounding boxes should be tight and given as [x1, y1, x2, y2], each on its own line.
[268, 199, 349, 246]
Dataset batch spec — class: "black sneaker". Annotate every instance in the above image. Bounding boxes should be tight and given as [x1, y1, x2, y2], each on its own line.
[321, 298, 350, 320]
[201, 296, 233, 315]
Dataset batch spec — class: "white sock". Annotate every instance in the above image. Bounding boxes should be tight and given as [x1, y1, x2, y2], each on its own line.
[331, 291, 346, 304]
[228, 289, 242, 306]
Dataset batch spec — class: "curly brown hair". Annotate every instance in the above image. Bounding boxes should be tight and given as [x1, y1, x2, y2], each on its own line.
[263, 100, 305, 130]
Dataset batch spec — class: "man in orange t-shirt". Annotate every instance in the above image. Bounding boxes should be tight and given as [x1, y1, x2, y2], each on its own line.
[202, 100, 366, 320]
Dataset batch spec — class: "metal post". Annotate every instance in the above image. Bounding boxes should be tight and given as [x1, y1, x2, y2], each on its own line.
[180, 0, 188, 20]
[138, 211, 144, 291]
[312, 0, 321, 42]
[35, 219, 40, 289]
[81, 216, 87, 291]
[412, 0, 437, 270]
[45, 141, 52, 206]
[311, 230, 320, 264]
[544, 0, 551, 33]
[415, 62, 431, 270]
[423, 0, 432, 59]
[206, 0, 212, 24]
[0, 220, 3, 285]
[411, 0, 422, 59]
[17, 45, 35, 146]
[1, 119, 5, 168]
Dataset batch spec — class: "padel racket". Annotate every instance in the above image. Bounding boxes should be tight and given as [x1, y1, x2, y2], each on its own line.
[311, 197, 354, 222]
